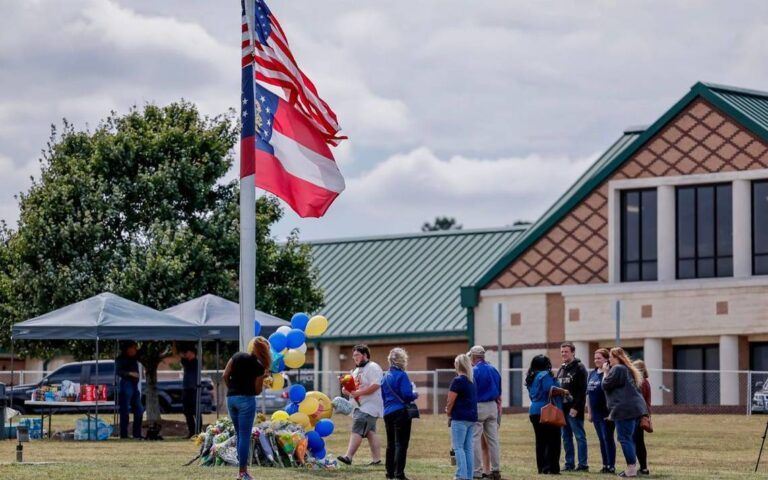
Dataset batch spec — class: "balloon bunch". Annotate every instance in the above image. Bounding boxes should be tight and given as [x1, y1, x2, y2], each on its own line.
[267, 313, 328, 376]
[269, 383, 335, 460]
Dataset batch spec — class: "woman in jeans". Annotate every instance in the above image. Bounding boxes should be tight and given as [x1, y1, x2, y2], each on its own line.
[602, 348, 648, 478]
[223, 337, 272, 480]
[445, 353, 478, 480]
[381, 348, 418, 480]
[633, 360, 652, 475]
[526, 354, 568, 475]
[586, 348, 616, 474]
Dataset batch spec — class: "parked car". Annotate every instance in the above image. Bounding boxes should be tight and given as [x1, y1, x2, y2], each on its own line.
[7, 360, 215, 415]
[752, 378, 768, 414]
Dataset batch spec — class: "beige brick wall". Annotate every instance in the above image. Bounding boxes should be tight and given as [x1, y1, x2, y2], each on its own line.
[474, 293, 549, 346]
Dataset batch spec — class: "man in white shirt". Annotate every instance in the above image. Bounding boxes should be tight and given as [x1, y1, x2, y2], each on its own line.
[337, 344, 384, 466]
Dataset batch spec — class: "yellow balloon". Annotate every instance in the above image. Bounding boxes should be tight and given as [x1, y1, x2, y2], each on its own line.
[289, 412, 311, 428]
[269, 373, 285, 391]
[305, 315, 328, 337]
[299, 397, 319, 416]
[271, 410, 289, 422]
[284, 349, 305, 369]
[306, 391, 333, 420]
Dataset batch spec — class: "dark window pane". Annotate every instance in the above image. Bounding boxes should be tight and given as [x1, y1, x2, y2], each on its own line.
[624, 262, 640, 282]
[678, 259, 696, 279]
[624, 191, 640, 262]
[697, 186, 715, 257]
[677, 187, 696, 258]
[641, 190, 658, 260]
[697, 258, 715, 278]
[716, 184, 733, 258]
[717, 257, 733, 277]
[641, 261, 657, 281]
[754, 182, 768, 256]
[756, 254, 768, 276]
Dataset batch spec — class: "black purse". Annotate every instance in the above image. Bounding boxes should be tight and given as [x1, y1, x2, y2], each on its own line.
[384, 374, 420, 419]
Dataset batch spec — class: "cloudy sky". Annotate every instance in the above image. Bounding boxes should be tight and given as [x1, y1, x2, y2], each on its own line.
[2, 1, 768, 240]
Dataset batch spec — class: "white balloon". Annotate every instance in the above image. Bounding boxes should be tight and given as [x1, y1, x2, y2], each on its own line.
[297, 343, 307, 354]
[277, 326, 292, 335]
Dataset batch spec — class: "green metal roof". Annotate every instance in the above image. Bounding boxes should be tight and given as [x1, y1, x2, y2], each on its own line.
[309, 227, 526, 340]
[462, 81, 768, 305]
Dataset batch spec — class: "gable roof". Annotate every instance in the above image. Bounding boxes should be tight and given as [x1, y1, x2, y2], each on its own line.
[461, 82, 768, 306]
[309, 227, 526, 341]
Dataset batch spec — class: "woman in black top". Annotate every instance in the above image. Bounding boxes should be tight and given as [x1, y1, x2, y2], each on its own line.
[223, 336, 272, 480]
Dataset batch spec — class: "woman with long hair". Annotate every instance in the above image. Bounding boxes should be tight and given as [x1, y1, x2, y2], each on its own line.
[601, 348, 647, 478]
[381, 347, 418, 480]
[445, 353, 477, 480]
[633, 360, 652, 475]
[525, 354, 569, 475]
[223, 337, 272, 480]
[586, 348, 616, 473]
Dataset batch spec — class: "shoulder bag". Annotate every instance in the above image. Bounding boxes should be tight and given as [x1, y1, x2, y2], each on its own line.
[540, 386, 566, 427]
[384, 374, 420, 419]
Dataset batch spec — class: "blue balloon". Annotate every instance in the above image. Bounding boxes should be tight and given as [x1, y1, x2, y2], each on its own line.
[306, 431, 323, 451]
[253, 319, 262, 336]
[288, 384, 306, 404]
[286, 329, 306, 349]
[313, 447, 326, 460]
[268, 332, 287, 352]
[290, 312, 310, 331]
[314, 419, 334, 438]
[270, 352, 285, 373]
[286, 402, 299, 415]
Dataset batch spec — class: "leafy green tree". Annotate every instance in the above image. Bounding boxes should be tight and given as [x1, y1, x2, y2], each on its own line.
[421, 216, 462, 232]
[1, 102, 323, 421]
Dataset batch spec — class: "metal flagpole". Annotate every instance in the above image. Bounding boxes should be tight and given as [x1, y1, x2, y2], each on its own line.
[239, 0, 258, 352]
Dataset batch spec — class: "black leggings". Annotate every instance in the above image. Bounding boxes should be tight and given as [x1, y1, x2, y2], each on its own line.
[530, 415, 561, 474]
[384, 408, 413, 479]
[634, 423, 647, 470]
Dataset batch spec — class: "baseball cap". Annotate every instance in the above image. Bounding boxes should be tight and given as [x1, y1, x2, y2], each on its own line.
[468, 345, 485, 356]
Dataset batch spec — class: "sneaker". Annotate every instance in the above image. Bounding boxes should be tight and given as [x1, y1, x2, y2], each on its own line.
[576, 465, 589, 472]
[562, 466, 575, 472]
[368, 460, 382, 466]
[638, 469, 650, 475]
[237, 473, 253, 480]
[490, 471, 502, 480]
[337, 455, 352, 465]
[601, 466, 616, 474]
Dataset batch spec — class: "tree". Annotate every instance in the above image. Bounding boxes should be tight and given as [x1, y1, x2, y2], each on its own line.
[421, 216, 462, 232]
[0, 102, 323, 421]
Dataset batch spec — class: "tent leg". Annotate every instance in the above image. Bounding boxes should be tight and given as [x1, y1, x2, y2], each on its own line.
[8, 338, 13, 430]
[196, 339, 202, 435]
[113, 340, 119, 435]
[94, 337, 99, 441]
[215, 340, 220, 420]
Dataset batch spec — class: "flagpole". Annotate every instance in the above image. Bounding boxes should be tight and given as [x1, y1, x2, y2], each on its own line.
[240, 0, 257, 352]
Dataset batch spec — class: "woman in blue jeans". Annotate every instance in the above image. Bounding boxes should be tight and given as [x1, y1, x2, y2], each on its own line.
[602, 347, 648, 478]
[223, 337, 272, 480]
[586, 348, 616, 473]
[445, 353, 477, 480]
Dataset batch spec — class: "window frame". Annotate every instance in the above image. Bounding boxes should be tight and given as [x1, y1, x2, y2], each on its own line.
[752, 180, 768, 275]
[620, 188, 658, 282]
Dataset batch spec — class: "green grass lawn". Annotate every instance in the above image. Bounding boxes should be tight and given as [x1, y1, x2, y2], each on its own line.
[0, 413, 767, 479]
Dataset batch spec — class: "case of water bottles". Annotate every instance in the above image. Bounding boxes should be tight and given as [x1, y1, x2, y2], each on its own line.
[74, 417, 113, 441]
[17, 418, 43, 440]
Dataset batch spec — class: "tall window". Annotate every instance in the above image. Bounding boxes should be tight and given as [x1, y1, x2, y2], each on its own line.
[676, 184, 733, 279]
[673, 345, 720, 405]
[753, 181, 768, 275]
[620, 189, 657, 282]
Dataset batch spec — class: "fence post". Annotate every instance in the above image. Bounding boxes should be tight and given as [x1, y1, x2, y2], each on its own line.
[433, 371, 438, 416]
[748, 371, 752, 416]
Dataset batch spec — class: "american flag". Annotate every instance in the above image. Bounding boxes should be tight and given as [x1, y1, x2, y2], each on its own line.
[242, 0, 345, 146]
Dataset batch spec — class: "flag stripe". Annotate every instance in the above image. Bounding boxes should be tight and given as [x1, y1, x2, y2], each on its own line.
[266, 129, 344, 193]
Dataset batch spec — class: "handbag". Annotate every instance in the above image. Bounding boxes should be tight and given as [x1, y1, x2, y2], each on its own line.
[539, 387, 566, 427]
[640, 415, 653, 433]
[384, 374, 420, 419]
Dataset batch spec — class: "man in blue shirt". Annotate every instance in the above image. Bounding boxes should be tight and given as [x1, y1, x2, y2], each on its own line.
[469, 345, 502, 480]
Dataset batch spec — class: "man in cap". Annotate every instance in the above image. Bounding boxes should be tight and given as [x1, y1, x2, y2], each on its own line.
[469, 345, 502, 480]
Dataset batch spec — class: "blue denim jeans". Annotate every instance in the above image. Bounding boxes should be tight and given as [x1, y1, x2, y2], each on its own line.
[614, 418, 639, 466]
[562, 415, 588, 468]
[227, 395, 256, 468]
[592, 414, 616, 468]
[451, 420, 474, 480]
[118, 379, 144, 439]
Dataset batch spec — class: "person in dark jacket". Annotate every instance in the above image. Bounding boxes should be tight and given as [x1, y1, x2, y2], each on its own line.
[224, 336, 271, 480]
[446, 353, 478, 480]
[381, 348, 418, 480]
[602, 347, 648, 478]
[175, 342, 199, 438]
[116, 341, 144, 439]
[586, 348, 616, 474]
[526, 354, 569, 475]
[556, 342, 589, 471]
[633, 360, 652, 475]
